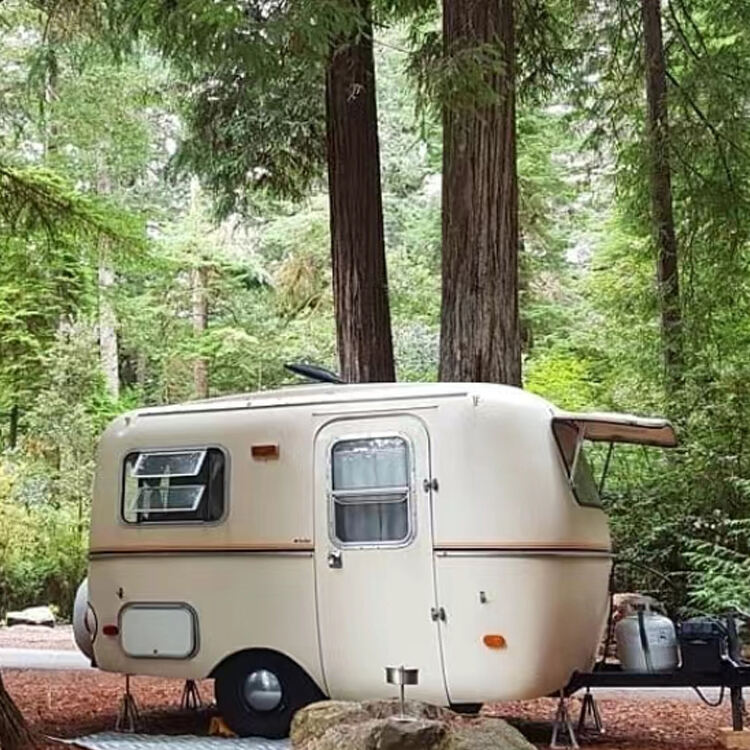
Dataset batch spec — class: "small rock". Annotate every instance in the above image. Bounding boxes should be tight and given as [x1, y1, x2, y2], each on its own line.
[6, 605, 55, 628]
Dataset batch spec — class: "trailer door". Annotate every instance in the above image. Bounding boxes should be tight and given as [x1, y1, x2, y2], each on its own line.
[314, 415, 446, 702]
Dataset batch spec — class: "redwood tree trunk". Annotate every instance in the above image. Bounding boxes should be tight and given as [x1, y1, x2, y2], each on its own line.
[641, 0, 682, 387]
[326, 0, 395, 383]
[192, 265, 209, 399]
[0, 672, 34, 750]
[98, 250, 120, 400]
[439, 0, 521, 385]
[96, 172, 120, 400]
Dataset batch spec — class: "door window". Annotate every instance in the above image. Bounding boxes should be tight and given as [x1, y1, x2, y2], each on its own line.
[330, 436, 412, 546]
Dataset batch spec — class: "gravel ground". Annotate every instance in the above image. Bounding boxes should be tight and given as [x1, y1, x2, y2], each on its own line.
[0, 625, 77, 651]
[2, 668, 737, 750]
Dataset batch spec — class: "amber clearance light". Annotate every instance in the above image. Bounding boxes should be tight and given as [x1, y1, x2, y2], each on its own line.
[483, 634, 506, 649]
[251, 444, 280, 460]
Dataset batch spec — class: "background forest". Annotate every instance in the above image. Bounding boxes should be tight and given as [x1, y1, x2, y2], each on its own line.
[1, 0, 750, 620]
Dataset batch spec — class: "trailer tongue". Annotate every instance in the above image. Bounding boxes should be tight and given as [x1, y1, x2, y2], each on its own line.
[566, 613, 750, 733]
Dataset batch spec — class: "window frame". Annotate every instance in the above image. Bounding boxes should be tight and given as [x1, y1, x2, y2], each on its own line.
[131, 449, 208, 479]
[327, 432, 416, 550]
[551, 421, 603, 509]
[120, 444, 230, 526]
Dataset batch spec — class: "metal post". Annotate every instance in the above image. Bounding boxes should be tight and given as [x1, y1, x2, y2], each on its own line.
[115, 674, 140, 733]
[551, 690, 579, 749]
[180, 679, 203, 711]
[731, 686, 744, 732]
[385, 665, 419, 721]
[577, 688, 604, 735]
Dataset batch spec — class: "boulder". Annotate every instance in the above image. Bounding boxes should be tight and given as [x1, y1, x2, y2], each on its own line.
[291, 700, 534, 750]
[6, 605, 55, 628]
[443, 717, 534, 750]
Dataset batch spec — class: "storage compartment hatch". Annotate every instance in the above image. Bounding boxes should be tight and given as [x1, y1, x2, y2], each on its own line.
[120, 604, 197, 659]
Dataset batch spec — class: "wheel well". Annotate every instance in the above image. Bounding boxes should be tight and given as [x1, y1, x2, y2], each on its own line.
[208, 648, 326, 698]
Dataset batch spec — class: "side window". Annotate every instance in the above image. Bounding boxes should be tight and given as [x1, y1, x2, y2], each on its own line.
[552, 422, 602, 508]
[122, 448, 226, 524]
[330, 436, 412, 546]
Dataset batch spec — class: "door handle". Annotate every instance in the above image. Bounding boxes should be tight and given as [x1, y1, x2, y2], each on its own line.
[327, 549, 343, 569]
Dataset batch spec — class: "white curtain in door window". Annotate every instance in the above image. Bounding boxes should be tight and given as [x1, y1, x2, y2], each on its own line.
[332, 438, 410, 544]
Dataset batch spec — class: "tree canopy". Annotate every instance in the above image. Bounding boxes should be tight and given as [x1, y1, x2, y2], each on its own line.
[1, 0, 750, 632]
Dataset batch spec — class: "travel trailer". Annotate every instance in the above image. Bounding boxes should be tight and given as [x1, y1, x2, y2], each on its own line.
[74, 381, 677, 737]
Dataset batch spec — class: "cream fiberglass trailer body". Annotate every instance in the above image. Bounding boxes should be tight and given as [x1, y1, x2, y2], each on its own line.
[78, 382, 676, 737]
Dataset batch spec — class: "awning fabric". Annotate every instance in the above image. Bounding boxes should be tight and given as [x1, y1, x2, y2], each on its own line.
[552, 411, 678, 448]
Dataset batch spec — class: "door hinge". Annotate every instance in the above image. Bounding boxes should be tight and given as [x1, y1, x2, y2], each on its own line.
[423, 478, 439, 493]
[430, 606, 446, 623]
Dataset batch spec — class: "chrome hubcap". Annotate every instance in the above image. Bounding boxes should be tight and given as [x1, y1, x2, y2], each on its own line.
[243, 669, 282, 712]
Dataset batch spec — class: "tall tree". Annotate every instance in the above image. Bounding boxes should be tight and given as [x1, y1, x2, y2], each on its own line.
[439, 0, 521, 385]
[191, 264, 210, 398]
[326, 0, 395, 382]
[641, 0, 682, 387]
[113, 1, 396, 382]
[96, 174, 120, 399]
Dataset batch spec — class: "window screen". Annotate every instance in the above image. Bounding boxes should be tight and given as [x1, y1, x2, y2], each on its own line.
[330, 437, 412, 545]
[122, 448, 225, 523]
[552, 422, 602, 508]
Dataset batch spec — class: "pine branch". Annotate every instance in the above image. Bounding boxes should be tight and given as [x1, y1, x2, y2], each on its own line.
[0, 163, 143, 246]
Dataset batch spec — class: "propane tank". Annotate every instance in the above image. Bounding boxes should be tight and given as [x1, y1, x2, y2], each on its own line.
[615, 607, 679, 672]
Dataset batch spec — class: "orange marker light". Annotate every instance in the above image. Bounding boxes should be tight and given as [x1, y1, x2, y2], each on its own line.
[483, 634, 506, 649]
[252, 444, 280, 460]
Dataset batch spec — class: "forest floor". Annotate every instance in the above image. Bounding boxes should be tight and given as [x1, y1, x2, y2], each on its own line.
[1, 667, 733, 750]
[0, 625, 76, 651]
[0, 628, 734, 749]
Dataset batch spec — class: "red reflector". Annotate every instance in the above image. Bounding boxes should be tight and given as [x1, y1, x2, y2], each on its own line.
[102, 625, 119, 636]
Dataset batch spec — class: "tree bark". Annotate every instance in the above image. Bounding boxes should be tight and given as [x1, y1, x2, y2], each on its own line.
[439, 0, 521, 385]
[0, 672, 35, 750]
[192, 265, 209, 399]
[641, 0, 683, 388]
[96, 172, 120, 400]
[325, 0, 395, 383]
[98, 251, 120, 400]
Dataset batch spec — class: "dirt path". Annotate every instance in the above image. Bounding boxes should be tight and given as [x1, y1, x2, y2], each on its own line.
[0, 625, 76, 651]
[2, 668, 733, 749]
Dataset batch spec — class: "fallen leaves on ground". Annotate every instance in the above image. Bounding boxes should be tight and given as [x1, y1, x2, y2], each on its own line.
[2, 669, 735, 750]
[0, 626, 77, 651]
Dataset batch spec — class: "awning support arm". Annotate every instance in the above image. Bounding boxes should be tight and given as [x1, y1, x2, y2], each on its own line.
[598, 442, 615, 496]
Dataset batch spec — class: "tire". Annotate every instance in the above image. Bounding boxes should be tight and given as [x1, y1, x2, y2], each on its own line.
[214, 650, 324, 738]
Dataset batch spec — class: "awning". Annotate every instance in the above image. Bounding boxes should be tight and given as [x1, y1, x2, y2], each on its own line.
[552, 411, 678, 448]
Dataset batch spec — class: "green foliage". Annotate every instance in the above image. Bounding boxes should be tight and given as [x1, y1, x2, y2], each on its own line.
[0, 326, 110, 619]
[0, 477, 87, 619]
[685, 518, 750, 613]
[2, 0, 750, 623]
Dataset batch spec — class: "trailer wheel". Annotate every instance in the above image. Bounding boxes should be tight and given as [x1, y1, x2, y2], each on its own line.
[214, 650, 323, 738]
